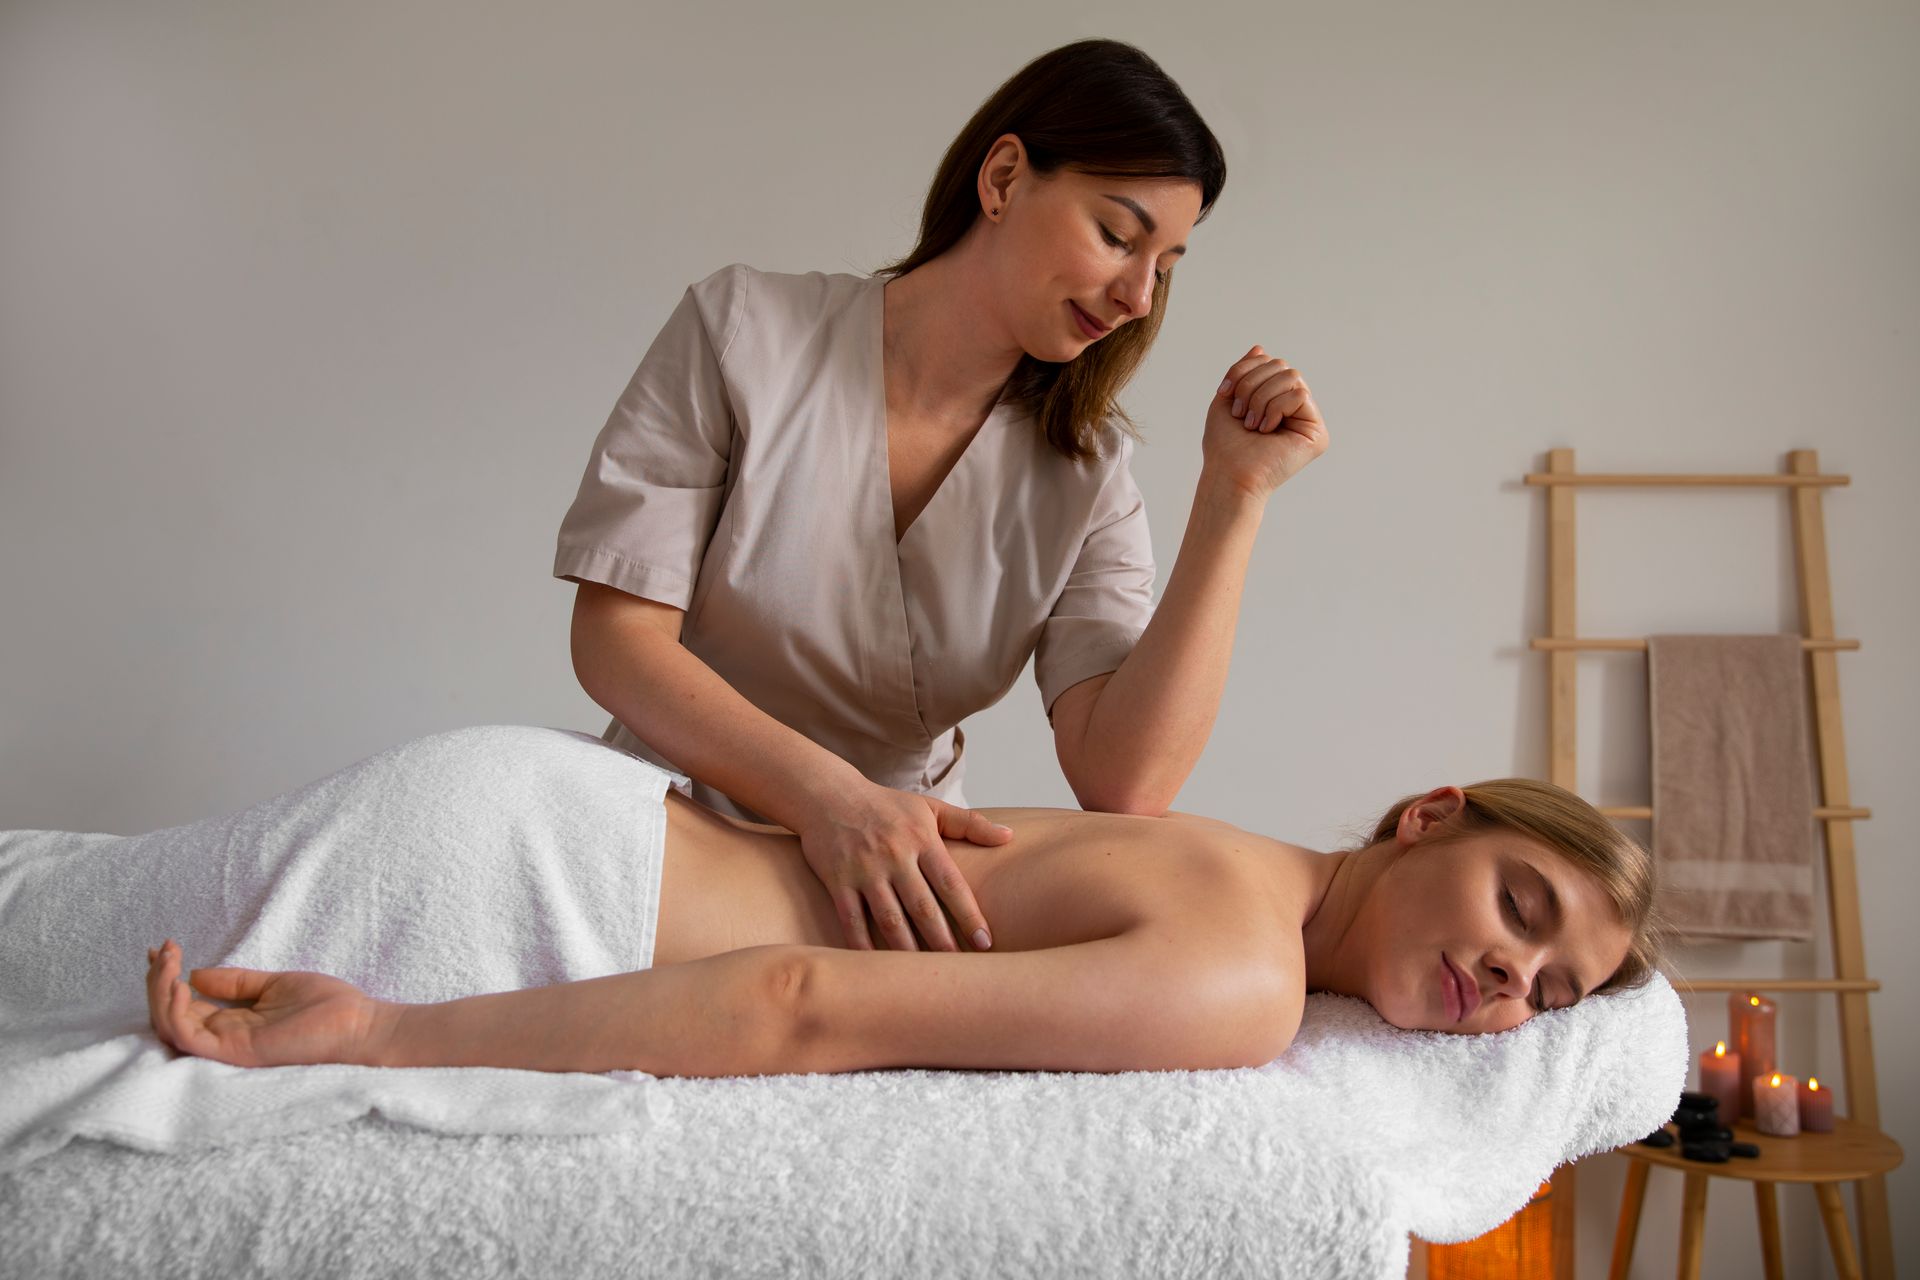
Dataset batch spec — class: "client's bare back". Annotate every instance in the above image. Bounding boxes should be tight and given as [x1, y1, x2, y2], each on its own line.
[654, 795, 1319, 967]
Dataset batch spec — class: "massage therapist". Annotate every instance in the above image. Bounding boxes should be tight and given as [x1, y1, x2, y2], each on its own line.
[553, 39, 1326, 955]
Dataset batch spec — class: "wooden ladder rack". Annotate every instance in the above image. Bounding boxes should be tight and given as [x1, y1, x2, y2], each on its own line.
[1525, 448, 1895, 1279]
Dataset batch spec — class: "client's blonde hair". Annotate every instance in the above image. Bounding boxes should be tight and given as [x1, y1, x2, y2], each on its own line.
[1365, 778, 1666, 995]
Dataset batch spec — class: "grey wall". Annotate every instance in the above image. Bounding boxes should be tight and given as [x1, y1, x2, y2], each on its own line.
[2, 3, 1913, 1275]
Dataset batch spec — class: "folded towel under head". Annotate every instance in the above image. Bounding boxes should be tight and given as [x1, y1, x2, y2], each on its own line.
[1647, 634, 1817, 940]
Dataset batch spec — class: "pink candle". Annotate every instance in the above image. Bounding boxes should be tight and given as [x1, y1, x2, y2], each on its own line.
[1729, 992, 1778, 1118]
[1699, 1040, 1742, 1119]
[1754, 1072, 1800, 1137]
[1798, 1076, 1835, 1133]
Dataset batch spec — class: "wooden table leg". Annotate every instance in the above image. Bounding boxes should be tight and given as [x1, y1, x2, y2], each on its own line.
[1814, 1182, 1864, 1280]
[1552, 1164, 1578, 1280]
[1608, 1160, 1650, 1280]
[1677, 1172, 1709, 1280]
[1753, 1182, 1783, 1280]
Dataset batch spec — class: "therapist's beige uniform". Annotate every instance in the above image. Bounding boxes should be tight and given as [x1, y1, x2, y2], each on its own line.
[554, 262, 1156, 823]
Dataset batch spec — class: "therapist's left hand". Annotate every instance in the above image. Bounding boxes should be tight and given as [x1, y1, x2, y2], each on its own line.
[1205, 345, 1329, 500]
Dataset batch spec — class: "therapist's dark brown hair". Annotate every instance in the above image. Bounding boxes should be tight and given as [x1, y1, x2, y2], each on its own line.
[871, 38, 1227, 463]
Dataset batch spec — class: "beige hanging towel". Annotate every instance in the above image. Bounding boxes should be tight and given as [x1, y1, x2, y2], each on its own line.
[1648, 634, 1816, 941]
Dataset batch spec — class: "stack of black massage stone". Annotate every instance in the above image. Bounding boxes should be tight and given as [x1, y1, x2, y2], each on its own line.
[1636, 1091, 1761, 1161]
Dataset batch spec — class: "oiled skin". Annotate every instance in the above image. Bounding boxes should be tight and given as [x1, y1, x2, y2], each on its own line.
[657, 795, 1321, 966]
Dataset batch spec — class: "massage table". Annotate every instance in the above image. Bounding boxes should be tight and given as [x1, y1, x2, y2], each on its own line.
[0, 727, 1688, 1278]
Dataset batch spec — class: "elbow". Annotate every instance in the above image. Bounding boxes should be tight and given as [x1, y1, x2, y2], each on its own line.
[1059, 734, 1180, 817]
[1088, 795, 1172, 819]
[568, 601, 614, 695]
[1070, 776, 1175, 819]
[569, 594, 667, 708]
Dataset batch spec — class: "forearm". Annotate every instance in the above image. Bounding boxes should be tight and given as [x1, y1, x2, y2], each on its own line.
[575, 617, 863, 832]
[372, 945, 809, 1077]
[1071, 472, 1265, 813]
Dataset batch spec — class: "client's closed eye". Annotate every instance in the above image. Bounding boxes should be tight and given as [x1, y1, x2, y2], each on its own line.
[1502, 887, 1527, 933]
[1498, 886, 1548, 1013]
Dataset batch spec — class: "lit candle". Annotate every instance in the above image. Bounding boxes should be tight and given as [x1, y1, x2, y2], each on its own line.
[1699, 1041, 1742, 1119]
[1798, 1076, 1835, 1133]
[1728, 992, 1778, 1119]
[1753, 1072, 1800, 1137]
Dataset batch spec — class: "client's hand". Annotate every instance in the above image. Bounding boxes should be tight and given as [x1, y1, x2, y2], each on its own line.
[797, 782, 1009, 952]
[145, 938, 392, 1068]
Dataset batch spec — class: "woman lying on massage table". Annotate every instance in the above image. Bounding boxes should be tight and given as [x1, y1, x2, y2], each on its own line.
[144, 775, 1656, 1078]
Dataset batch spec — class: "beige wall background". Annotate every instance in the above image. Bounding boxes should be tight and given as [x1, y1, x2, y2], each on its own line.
[2, 1, 1912, 1274]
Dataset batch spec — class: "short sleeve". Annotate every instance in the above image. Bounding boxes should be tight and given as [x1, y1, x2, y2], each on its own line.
[1033, 435, 1157, 720]
[553, 263, 750, 609]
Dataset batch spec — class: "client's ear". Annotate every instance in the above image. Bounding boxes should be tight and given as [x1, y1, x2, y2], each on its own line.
[1396, 785, 1467, 847]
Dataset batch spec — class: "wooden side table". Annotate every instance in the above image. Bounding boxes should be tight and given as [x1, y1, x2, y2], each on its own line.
[1607, 1117, 1902, 1280]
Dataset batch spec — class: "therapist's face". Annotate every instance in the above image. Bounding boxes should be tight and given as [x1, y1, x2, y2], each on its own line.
[979, 138, 1200, 360]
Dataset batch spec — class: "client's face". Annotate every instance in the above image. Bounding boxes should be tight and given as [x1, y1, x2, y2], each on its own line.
[1354, 806, 1632, 1035]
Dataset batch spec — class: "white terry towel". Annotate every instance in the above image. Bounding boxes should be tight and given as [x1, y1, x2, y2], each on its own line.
[0, 982, 1690, 1280]
[0, 725, 682, 1171]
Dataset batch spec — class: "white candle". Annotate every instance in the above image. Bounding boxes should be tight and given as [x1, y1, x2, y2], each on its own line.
[1753, 1072, 1800, 1137]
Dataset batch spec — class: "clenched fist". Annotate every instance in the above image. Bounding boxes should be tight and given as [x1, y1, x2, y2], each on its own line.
[1204, 345, 1328, 499]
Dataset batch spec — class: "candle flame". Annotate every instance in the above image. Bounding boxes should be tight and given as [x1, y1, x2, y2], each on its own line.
[1809, 1078, 1820, 1091]
[1750, 996, 1761, 1006]
[1770, 1073, 1782, 1087]
[1714, 1041, 1727, 1057]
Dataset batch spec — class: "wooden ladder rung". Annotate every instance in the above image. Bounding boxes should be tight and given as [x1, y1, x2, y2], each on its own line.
[1531, 636, 1859, 652]
[1523, 472, 1848, 487]
[1668, 977, 1881, 994]
[1598, 805, 1871, 821]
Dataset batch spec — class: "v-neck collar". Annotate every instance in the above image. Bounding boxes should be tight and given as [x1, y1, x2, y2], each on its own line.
[870, 273, 1007, 548]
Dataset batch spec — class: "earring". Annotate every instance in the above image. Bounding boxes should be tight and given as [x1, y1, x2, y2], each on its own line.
[991, 206, 999, 217]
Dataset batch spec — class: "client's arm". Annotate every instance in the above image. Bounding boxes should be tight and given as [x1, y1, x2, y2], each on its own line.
[145, 926, 1299, 1077]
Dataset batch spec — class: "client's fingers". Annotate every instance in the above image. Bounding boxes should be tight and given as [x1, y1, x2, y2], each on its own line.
[166, 976, 227, 1061]
[169, 971, 195, 1039]
[146, 940, 232, 1061]
[168, 957, 251, 1063]
[187, 967, 272, 1003]
[150, 940, 204, 1055]
[145, 941, 178, 1048]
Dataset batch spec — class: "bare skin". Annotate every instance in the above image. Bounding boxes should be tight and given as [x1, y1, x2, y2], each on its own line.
[144, 787, 1634, 1079]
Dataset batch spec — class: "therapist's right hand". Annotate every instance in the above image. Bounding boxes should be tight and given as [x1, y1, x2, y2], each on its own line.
[796, 782, 1010, 952]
